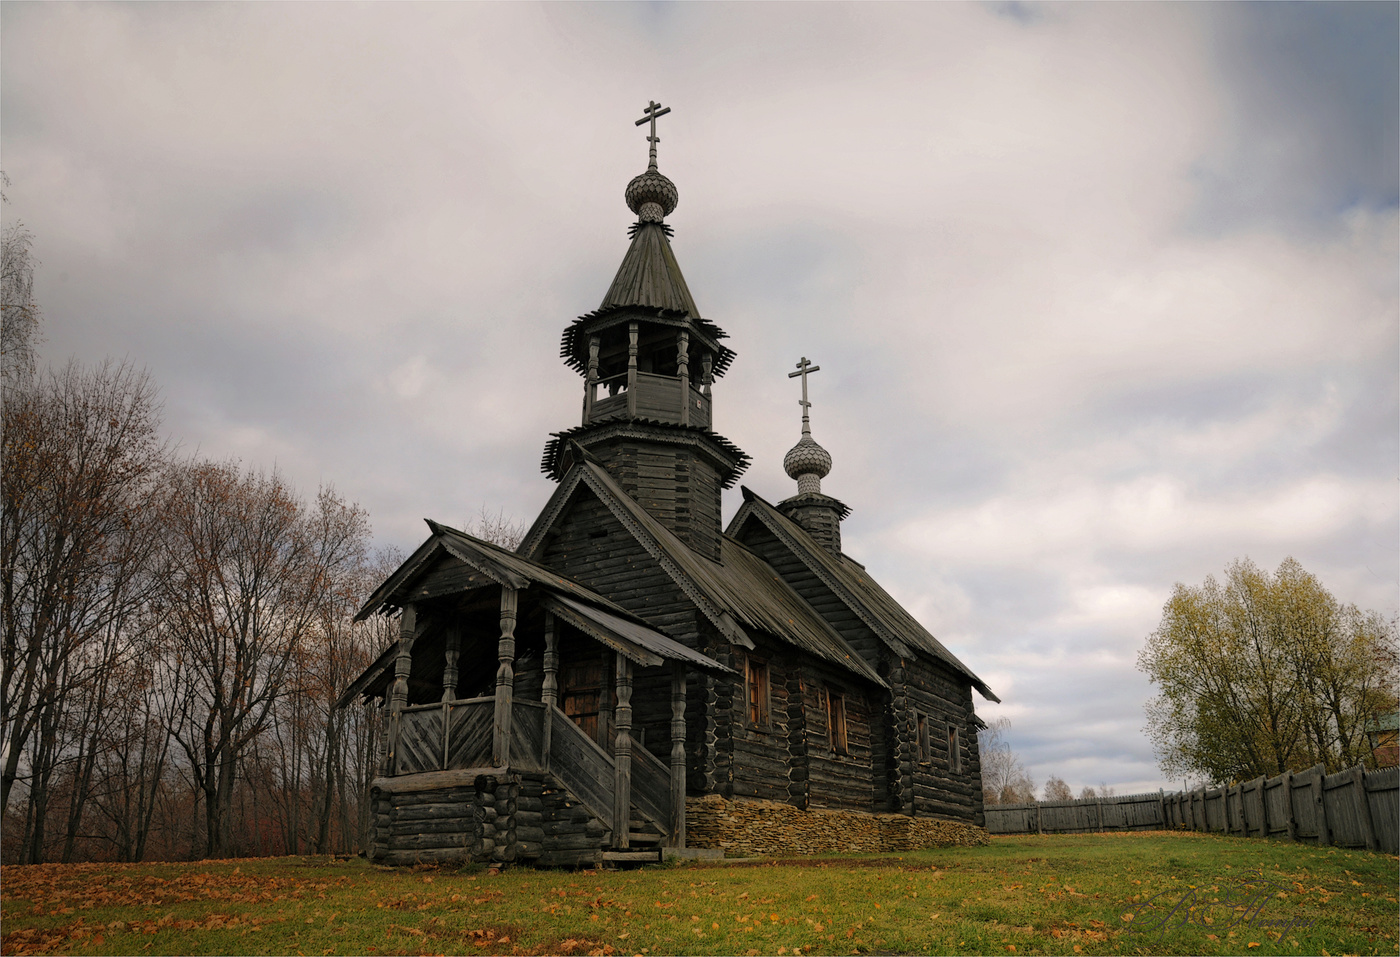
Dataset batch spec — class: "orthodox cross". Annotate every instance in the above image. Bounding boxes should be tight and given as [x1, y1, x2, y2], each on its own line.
[788, 357, 821, 436]
[635, 100, 671, 169]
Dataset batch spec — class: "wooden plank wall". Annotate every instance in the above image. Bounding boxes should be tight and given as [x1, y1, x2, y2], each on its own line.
[896, 658, 983, 825]
[987, 764, 1398, 855]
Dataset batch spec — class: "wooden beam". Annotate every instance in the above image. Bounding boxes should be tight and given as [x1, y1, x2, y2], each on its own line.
[1352, 765, 1377, 851]
[670, 661, 687, 848]
[678, 330, 690, 427]
[613, 652, 634, 848]
[584, 335, 600, 424]
[1311, 764, 1330, 846]
[493, 587, 518, 767]
[626, 322, 639, 418]
[541, 612, 558, 768]
[387, 604, 418, 775]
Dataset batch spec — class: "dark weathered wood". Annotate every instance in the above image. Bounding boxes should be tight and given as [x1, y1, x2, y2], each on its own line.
[1351, 765, 1377, 851]
[1312, 764, 1330, 846]
[548, 705, 615, 825]
[542, 612, 558, 767]
[387, 605, 419, 775]
[670, 661, 687, 847]
[613, 652, 634, 847]
[493, 586, 517, 766]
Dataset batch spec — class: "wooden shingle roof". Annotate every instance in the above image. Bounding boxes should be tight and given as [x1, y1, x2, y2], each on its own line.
[729, 489, 999, 702]
[523, 457, 886, 687]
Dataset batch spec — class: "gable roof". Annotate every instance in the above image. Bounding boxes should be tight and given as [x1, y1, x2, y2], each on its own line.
[728, 488, 999, 702]
[356, 519, 636, 623]
[521, 456, 886, 687]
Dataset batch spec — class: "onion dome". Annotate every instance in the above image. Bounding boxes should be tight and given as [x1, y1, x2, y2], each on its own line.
[784, 433, 832, 496]
[626, 168, 679, 223]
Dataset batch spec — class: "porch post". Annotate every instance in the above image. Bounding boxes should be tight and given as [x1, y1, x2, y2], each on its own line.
[670, 661, 687, 848]
[626, 322, 638, 417]
[541, 612, 558, 767]
[443, 627, 460, 702]
[677, 331, 691, 426]
[584, 335, 600, 424]
[387, 604, 418, 776]
[441, 627, 461, 767]
[493, 587, 518, 768]
[613, 652, 633, 848]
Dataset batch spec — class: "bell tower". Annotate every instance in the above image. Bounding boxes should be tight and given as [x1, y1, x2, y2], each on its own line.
[542, 103, 749, 561]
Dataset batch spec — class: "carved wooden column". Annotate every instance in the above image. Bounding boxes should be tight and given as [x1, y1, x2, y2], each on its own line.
[701, 352, 713, 397]
[613, 652, 633, 848]
[492, 587, 518, 768]
[541, 612, 558, 767]
[677, 331, 691, 426]
[442, 628, 460, 702]
[387, 605, 418, 776]
[626, 322, 639, 417]
[584, 335, 600, 423]
[670, 661, 687, 848]
[441, 626, 461, 766]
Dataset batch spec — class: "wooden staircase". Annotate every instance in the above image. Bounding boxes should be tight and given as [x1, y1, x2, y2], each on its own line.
[602, 814, 664, 866]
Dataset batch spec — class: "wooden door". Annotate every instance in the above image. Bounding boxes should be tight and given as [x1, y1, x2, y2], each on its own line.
[561, 654, 606, 744]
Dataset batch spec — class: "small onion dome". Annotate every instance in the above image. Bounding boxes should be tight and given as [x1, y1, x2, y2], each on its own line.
[626, 167, 679, 223]
[784, 433, 832, 484]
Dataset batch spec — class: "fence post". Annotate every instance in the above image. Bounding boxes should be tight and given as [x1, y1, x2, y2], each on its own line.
[1096, 798, 1103, 833]
[1311, 764, 1330, 847]
[1256, 776, 1270, 838]
[1036, 802, 1043, 836]
[1280, 771, 1296, 843]
[1158, 789, 1166, 830]
[1351, 765, 1378, 852]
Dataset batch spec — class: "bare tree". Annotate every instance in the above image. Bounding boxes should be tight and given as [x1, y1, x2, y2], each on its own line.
[463, 505, 526, 551]
[0, 361, 166, 825]
[158, 461, 368, 858]
[978, 717, 1036, 805]
[1, 178, 43, 391]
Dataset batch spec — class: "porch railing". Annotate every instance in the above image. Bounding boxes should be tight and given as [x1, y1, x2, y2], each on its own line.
[392, 697, 673, 843]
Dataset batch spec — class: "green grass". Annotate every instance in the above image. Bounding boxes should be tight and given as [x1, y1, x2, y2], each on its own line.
[2, 832, 1395, 956]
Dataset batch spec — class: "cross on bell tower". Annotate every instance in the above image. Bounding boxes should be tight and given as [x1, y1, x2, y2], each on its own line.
[635, 100, 671, 170]
[788, 357, 821, 437]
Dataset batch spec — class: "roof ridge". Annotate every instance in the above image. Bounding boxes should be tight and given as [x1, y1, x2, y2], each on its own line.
[733, 487, 998, 702]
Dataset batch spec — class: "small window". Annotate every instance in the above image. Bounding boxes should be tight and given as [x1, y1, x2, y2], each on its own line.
[826, 689, 848, 754]
[746, 657, 770, 729]
[947, 723, 962, 774]
[917, 713, 931, 763]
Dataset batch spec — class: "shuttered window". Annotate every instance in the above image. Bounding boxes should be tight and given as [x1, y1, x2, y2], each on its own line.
[947, 723, 962, 774]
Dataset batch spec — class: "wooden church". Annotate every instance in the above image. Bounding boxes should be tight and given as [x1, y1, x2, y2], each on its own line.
[337, 103, 998, 866]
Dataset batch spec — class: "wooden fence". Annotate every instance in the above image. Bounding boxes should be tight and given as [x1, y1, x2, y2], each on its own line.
[985, 763, 1398, 855]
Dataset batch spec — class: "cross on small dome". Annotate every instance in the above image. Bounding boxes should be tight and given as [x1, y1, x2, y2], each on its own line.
[783, 357, 832, 495]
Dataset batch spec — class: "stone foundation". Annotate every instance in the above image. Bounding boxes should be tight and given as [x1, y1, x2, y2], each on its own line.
[686, 795, 989, 856]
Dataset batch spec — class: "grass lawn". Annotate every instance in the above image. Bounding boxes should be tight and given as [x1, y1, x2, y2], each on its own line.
[1, 832, 1395, 956]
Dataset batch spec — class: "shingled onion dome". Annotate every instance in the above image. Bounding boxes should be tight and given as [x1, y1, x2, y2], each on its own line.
[626, 167, 678, 223]
[784, 431, 832, 495]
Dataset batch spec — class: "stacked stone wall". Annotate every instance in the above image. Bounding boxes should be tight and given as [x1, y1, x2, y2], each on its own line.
[686, 795, 988, 856]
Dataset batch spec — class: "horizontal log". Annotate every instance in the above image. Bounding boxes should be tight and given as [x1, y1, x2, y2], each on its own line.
[390, 818, 480, 835]
[389, 833, 471, 850]
[383, 848, 472, 866]
[395, 804, 480, 822]
[373, 770, 501, 794]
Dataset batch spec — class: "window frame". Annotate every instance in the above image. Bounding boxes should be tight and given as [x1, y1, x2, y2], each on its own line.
[917, 712, 931, 764]
[745, 655, 771, 730]
[826, 687, 848, 755]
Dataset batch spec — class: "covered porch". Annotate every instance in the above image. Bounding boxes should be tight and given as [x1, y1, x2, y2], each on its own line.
[338, 521, 730, 861]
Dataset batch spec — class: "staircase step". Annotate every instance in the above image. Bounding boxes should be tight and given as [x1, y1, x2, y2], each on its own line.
[602, 850, 661, 864]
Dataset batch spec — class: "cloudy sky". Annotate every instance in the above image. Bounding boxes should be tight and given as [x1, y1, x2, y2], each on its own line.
[4, 2, 1396, 796]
